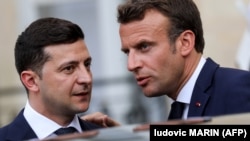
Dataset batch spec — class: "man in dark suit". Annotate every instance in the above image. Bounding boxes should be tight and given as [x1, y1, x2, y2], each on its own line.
[117, 0, 250, 120]
[0, 17, 118, 141]
[0, 109, 101, 140]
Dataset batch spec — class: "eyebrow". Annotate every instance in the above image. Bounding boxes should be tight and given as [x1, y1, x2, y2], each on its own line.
[59, 56, 92, 68]
[134, 39, 154, 49]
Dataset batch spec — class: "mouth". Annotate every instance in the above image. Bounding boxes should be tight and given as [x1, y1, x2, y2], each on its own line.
[136, 76, 150, 87]
[73, 91, 89, 96]
[72, 91, 90, 103]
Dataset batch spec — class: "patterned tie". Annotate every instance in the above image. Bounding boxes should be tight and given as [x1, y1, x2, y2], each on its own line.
[54, 127, 78, 136]
[168, 101, 185, 120]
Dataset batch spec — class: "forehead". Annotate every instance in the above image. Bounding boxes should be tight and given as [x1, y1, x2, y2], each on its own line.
[119, 9, 169, 47]
[44, 40, 90, 61]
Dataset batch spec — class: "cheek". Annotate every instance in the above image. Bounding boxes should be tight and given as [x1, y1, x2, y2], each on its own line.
[57, 78, 76, 93]
[42, 76, 75, 95]
[155, 51, 180, 76]
[43, 77, 63, 90]
[153, 51, 171, 68]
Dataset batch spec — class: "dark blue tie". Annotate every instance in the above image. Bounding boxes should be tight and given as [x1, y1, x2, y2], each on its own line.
[168, 101, 185, 120]
[54, 127, 78, 136]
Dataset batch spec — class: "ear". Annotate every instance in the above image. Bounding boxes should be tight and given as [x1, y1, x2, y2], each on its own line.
[21, 70, 40, 93]
[178, 30, 195, 57]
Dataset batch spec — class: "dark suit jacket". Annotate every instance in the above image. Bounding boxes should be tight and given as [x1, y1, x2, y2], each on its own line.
[0, 109, 102, 141]
[188, 58, 250, 118]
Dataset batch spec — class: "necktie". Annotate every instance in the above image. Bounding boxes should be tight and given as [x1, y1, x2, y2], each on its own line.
[54, 127, 78, 136]
[168, 101, 185, 120]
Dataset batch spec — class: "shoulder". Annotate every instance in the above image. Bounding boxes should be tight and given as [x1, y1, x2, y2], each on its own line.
[216, 66, 250, 82]
[204, 58, 250, 80]
[0, 125, 8, 139]
[0, 117, 20, 140]
[0, 109, 37, 140]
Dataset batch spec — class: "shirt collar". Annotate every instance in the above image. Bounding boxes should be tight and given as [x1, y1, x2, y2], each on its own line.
[177, 57, 206, 104]
[23, 101, 82, 139]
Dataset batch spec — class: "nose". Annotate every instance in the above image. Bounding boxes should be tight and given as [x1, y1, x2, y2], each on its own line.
[77, 66, 92, 84]
[127, 52, 141, 72]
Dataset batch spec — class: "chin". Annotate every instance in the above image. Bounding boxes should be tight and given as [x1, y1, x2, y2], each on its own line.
[75, 104, 89, 112]
[143, 90, 161, 97]
[143, 92, 154, 97]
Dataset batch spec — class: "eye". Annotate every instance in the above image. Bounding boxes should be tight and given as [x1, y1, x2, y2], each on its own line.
[122, 48, 129, 56]
[85, 59, 92, 70]
[63, 65, 75, 74]
[123, 50, 129, 55]
[138, 42, 150, 51]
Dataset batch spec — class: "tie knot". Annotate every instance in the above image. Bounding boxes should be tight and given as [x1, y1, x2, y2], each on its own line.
[168, 101, 185, 120]
[54, 127, 78, 136]
[172, 101, 185, 109]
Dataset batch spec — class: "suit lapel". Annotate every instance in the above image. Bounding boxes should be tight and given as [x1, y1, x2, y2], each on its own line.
[78, 117, 102, 131]
[188, 58, 219, 117]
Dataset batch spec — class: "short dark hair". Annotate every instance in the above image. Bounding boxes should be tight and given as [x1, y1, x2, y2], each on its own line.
[117, 0, 205, 53]
[15, 17, 84, 77]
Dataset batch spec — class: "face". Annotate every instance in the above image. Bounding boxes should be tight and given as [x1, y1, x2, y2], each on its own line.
[119, 10, 185, 98]
[35, 39, 92, 117]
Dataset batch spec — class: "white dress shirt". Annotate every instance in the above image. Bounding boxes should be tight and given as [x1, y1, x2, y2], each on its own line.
[23, 101, 82, 139]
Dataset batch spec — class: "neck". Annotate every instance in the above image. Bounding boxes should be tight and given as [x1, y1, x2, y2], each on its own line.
[171, 53, 202, 100]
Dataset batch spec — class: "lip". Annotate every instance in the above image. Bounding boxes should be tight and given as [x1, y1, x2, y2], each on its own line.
[136, 76, 150, 86]
[73, 92, 90, 102]
[73, 91, 89, 96]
